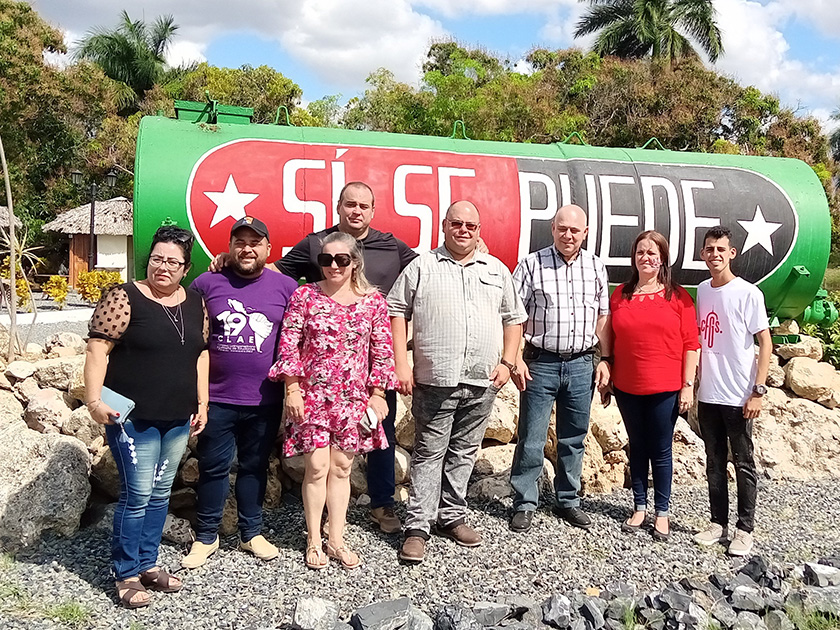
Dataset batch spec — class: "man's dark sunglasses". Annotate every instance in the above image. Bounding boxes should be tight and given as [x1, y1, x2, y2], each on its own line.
[317, 253, 353, 267]
[446, 219, 480, 232]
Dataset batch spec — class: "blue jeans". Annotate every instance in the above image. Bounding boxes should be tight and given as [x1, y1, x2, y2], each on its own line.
[195, 403, 282, 543]
[614, 388, 679, 516]
[367, 390, 398, 509]
[106, 417, 190, 580]
[510, 350, 595, 511]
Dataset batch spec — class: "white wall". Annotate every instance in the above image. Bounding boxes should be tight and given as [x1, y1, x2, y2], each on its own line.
[97, 234, 128, 281]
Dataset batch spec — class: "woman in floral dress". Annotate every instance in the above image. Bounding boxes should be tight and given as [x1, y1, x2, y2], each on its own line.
[269, 231, 396, 569]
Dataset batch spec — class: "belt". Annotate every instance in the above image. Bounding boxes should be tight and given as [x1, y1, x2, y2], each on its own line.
[525, 342, 595, 361]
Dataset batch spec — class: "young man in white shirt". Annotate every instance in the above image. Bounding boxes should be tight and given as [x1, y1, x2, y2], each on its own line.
[694, 226, 772, 556]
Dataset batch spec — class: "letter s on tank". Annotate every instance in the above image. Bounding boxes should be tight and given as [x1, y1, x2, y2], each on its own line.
[515, 157, 797, 288]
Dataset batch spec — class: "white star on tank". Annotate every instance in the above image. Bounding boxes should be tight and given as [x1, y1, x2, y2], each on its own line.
[204, 175, 259, 228]
[737, 205, 783, 255]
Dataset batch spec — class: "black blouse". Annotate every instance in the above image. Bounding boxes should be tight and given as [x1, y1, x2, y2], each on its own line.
[89, 282, 208, 422]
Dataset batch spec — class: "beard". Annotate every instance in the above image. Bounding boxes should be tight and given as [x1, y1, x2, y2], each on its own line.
[231, 256, 266, 277]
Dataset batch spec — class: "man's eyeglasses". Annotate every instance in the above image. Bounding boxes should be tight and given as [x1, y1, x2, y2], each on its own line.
[317, 253, 353, 268]
[446, 219, 480, 232]
[149, 256, 186, 271]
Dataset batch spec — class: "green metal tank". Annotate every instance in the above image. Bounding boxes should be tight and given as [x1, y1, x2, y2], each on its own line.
[134, 102, 833, 323]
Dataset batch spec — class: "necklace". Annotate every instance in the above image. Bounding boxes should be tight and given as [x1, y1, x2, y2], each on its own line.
[635, 281, 663, 294]
[160, 301, 185, 345]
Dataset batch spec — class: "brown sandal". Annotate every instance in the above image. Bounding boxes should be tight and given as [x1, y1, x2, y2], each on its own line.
[305, 544, 328, 569]
[115, 578, 151, 609]
[327, 543, 361, 569]
[139, 567, 183, 592]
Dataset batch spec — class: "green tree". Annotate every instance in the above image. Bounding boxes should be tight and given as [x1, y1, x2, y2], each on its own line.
[74, 10, 178, 110]
[175, 63, 303, 124]
[830, 108, 840, 162]
[574, 0, 724, 64]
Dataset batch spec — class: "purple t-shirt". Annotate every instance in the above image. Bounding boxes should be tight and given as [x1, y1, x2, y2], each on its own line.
[191, 268, 299, 406]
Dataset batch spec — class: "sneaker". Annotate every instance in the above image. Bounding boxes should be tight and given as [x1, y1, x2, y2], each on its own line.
[370, 506, 402, 534]
[435, 523, 482, 547]
[399, 536, 426, 562]
[240, 534, 279, 561]
[182, 536, 219, 569]
[728, 529, 754, 557]
[694, 523, 729, 547]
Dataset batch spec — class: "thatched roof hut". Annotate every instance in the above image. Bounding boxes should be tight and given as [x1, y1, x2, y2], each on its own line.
[0, 206, 23, 230]
[43, 197, 132, 235]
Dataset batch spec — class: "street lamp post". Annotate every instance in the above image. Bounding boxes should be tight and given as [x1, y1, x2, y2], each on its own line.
[71, 169, 117, 272]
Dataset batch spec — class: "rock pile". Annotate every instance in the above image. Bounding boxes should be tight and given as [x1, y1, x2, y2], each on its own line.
[290, 555, 840, 630]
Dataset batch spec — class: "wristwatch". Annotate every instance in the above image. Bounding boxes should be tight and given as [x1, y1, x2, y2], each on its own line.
[599, 356, 613, 365]
[683, 380, 694, 388]
[500, 358, 519, 375]
[752, 384, 768, 397]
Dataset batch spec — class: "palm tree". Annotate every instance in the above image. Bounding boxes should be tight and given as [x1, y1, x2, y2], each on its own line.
[574, 0, 724, 64]
[74, 11, 178, 110]
[830, 108, 840, 162]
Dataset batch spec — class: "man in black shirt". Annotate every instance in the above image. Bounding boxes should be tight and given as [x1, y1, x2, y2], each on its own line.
[214, 181, 417, 533]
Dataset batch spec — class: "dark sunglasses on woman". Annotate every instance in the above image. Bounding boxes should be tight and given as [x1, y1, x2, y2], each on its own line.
[317, 253, 353, 268]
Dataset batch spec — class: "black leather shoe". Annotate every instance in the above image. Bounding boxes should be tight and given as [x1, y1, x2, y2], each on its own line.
[554, 506, 592, 530]
[510, 510, 535, 533]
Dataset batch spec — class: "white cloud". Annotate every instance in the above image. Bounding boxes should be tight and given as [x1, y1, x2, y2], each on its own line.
[165, 39, 207, 68]
[773, 0, 840, 39]
[412, 0, 571, 18]
[714, 0, 840, 121]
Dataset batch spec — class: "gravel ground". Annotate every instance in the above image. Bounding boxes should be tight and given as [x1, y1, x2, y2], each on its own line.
[1, 479, 839, 630]
[2, 293, 91, 347]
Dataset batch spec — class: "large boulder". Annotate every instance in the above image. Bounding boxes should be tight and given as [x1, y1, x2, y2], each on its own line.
[350, 456, 367, 496]
[44, 332, 86, 356]
[394, 445, 411, 485]
[32, 355, 86, 391]
[394, 394, 415, 450]
[672, 417, 707, 486]
[91, 444, 121, 501]
[0, 422, 91, 551]
[282, 454, 306, 484]
[5, 360, 35, 381]
[23, 388, 71, 434]
[264, 452, 284, 509]
[62, 405, 106, 448]
[767, 353, 785, 389]
[484, 381, 519, 444]
[13, 376, 41, 405]
[0, 389, 24, 432]
[590, 403, 629, 453]
[784, 357, 840, 408]
[751, 387, 840, 480]
[474, 443, 516, 477]
[776, 335, 823, 361]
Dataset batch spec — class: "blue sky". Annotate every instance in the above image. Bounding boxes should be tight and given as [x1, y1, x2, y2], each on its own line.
[34, 0, 840, 129]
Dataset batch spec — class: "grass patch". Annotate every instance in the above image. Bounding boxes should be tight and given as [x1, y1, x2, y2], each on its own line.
[0, 553, 15, 571]
[129, 621, 147, 630]
[43, 601, 90, 627]
[788, 607, 840, 630]
[823, 268, 840, 292]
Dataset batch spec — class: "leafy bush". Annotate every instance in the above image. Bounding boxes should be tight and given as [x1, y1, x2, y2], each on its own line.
[0, 258, 30, 310]
[42, 275, 69, 309]
[801, 290, 840, 368]
[76, 270, 122, 303]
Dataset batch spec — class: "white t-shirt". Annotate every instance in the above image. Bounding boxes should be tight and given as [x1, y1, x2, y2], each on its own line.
[696, 277, 769, 406]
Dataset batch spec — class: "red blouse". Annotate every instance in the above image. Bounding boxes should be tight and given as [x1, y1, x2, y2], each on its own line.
[610, 284, 700, 396]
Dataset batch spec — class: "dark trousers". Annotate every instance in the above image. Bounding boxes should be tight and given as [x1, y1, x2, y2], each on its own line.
[366, 389, 398, 509]
[697, 402, 758, 533]
[614, 388, 679, 515]
[195, 402, 282, 543]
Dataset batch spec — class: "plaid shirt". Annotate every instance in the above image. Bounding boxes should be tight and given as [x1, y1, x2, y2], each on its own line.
[512, 246, 610, 355]
[387, 246, 527, 387]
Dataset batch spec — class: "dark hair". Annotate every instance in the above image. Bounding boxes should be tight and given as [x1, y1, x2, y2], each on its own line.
[703, 225, 733, 247]
[149, 225, 195, 268]
[621, 230, 680, 301]
[338, 181, 375, 207]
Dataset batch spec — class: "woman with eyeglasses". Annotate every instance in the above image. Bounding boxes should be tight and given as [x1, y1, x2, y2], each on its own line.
[269, 231, 396, 570]
[83, 225, 209, 608]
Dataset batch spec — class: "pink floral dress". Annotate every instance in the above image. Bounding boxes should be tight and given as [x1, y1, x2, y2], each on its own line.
[268, 283, 397, 456]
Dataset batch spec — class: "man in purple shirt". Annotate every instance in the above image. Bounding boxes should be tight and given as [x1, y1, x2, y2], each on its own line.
[183, 216, 298, 568]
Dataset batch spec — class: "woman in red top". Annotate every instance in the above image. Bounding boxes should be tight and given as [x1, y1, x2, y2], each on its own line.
[608, 230, 699, 541]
